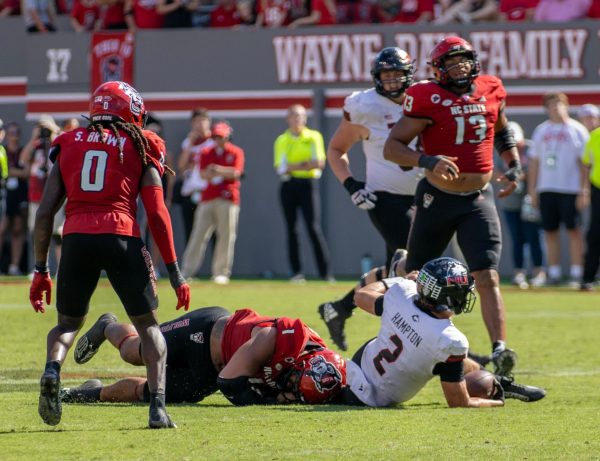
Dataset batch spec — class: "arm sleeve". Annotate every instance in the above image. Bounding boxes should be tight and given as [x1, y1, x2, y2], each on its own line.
[140, 184, 177, 264]
[273, 134, 286, 168]
[432, 360, 465, 383]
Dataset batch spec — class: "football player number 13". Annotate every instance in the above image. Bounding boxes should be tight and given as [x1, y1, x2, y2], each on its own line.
[81, 150, 108, 191]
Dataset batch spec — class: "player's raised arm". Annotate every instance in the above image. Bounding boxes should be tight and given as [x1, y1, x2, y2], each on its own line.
[354, 281, 388, 316]
[140, 166, 190, 311]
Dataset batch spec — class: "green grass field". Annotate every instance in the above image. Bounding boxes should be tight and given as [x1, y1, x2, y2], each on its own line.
[1, 277, 599, 460]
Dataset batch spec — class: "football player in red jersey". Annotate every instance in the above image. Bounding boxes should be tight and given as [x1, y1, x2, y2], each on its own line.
[30, 81, 190, 429]
[60, 306, 346, 406]
[384, 36, 522, 377]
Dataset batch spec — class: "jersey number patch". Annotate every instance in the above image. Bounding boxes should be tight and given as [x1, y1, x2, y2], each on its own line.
[81, 150, 108, 192]
[373, 334, 404, 375]
[454, 115, 487, 145]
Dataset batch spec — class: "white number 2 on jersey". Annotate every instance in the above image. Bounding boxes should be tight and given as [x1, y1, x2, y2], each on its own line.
[81, 150, 108, 191]
[454, 115, 487, 145]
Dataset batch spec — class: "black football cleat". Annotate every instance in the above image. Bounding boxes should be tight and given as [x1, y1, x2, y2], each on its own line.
[318, 301, 349, 351]
[499, 376, 546, 402]
[492, 348, 518, 376]
[388, 249, 408, 278]
[60, 379, 103, 403]
[74, 313, 118, 364]
[39, 370, 62, 426]
[149, 399, 177, 429]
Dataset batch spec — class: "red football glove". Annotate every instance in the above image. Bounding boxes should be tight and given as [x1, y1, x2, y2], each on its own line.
[175, 284, 190, 311]
[30, 271, 52, 313]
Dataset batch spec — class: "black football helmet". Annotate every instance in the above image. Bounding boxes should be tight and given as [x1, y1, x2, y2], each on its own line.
[415, 257, 476, 315]
[371, 47, 414, 99]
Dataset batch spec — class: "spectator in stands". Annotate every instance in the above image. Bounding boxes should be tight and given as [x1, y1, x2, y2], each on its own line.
[0, 122, 28, 275]
[528, 93, 589, 287]
[577, 104, 600, 133]
[288, 0, 336, 26]
[210, 0, 241, 27]
[498, 0, 538, 21]
[533, 0, 591, 22]
[124, 0, 164, 30]
[336, 0, 377, 24]
[98, 0, 131, 30]
[434, 0, 499, 24]
[495, 121, 546, 289]
[23, 0, 57, 32]
[588, 0, 600, 17]
[235, 0, 257, 26]
[157, 0, 199, 27]
[394, 0, 434, 22]
[255, 0, 291, 27]
[175, 108, 213, 245]
[181, 122, 244, 285]
[0, 0, 20, 16]
[71, 0, 101, 32]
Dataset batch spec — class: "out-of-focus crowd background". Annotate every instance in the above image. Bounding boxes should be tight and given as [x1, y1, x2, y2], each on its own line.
[1, 0, 599, 33]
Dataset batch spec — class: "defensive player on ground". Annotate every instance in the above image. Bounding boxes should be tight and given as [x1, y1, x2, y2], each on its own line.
[61, 307, 346, 406]
[29, 81, 190, 428]
[336, 257, 545, 407]
[383, 36, 522, 376]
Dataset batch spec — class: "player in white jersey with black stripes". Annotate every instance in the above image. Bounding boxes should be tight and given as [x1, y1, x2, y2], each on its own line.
[320, 47, 422, 350]
[336, 257, 545, 407]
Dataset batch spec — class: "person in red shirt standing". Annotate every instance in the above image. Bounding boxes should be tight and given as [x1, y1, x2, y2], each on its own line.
[29, 81, 190, 429]
[384, 37, 521, 377]
[181, 122, 244, 285]
[498, 0, 539, 21]
[209, 0, 241, 27]
[288, 0, 336, 26]
[393, 0, 434, 23]
[70, 0, 101, 32]
[124, 0, 164, 30]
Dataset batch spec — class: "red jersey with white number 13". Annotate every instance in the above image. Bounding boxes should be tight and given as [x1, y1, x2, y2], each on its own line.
[53, 127, 166, 237]
[403, 75, 507, 173]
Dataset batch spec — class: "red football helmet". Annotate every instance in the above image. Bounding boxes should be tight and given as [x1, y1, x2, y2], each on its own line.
[90, 81, 147, 127]
[429, 36, 480, 88]
[286, 349, 346, 404]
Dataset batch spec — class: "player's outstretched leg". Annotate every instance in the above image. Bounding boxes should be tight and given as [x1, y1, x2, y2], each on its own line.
[148, 393, 177, 429]
[38, 361, 62, 426]
[60, 379, 104, 403]
[74, 313, 118, 364]
[496, 375, 546, 402]
[492, 348, 518, 376]
[318, 301, 350, 351]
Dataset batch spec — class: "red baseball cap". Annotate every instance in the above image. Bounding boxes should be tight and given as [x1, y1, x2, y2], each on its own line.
[212, 122, 231, 138]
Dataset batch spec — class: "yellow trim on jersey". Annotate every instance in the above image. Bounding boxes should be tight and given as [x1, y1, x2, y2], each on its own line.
[273, 128, 325, 179]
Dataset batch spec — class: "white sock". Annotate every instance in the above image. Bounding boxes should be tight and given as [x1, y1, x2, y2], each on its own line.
[570, 265, 582, 279]
[548, 265, 561, 280]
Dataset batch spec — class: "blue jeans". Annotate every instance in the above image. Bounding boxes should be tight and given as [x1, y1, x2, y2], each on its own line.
[503, 210, 544, 270]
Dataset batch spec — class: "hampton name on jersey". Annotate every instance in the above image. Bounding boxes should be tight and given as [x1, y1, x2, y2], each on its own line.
[346, 277, 469, 407]
[403, 75, 506, 174]
[344, 88, 422, 195]
[50, 127, 166, 237]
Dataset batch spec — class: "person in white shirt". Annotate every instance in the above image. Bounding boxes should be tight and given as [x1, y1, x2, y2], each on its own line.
[528, 92, 590, 286]
[337, 257, 546, 407]
[321, 47, 422, 350]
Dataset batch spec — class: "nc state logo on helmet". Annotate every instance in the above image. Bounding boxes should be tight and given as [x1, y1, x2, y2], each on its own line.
[90, 81, 148, 127]
[286, 349, 346, 404]
[429, 36, 481, 88]
[371, 47, 414, 99]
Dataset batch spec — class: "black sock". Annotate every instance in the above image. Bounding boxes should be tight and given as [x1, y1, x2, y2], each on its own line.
[45, 360, 61, 375]
[150, 392, 166, 408]
[492, 341, 506, 355]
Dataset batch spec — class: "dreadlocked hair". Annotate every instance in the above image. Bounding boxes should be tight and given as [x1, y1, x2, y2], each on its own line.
[87, 121, 175, 175]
